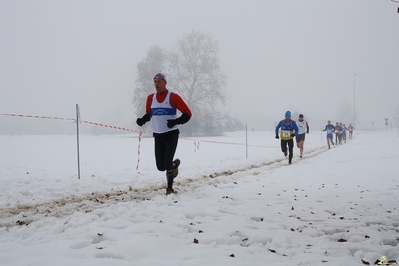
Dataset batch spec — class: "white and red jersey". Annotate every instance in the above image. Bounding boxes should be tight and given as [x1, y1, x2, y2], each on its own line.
[146, 89, 192, 134]
[150, 91, 177, 134]
[296, 120, 308, 134]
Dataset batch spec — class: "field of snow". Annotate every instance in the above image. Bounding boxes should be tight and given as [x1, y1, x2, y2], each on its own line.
[0, 130, 398, 265]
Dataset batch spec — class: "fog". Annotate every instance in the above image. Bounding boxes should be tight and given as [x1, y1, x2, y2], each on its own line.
[1, 0, 399, 134]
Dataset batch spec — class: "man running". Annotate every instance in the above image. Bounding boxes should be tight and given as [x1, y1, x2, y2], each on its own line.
[136, 72, 192, 194]
[275, 110, 299, 164]
[341, 123, 348, 143]
[335, 122, 342, 144]
[295, 114, 309, 158]
[348, 123, 354, 139]
[323, 120, 335, 149]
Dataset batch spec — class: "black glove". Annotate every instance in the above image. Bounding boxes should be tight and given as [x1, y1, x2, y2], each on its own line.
[136, 118, 144, 126]
[167, 119, 178, 128]
[290, 133, 295, 137]
[166, 113, 191, 128]
[275, 134, 279, 139]
[136, 114, 150, 127]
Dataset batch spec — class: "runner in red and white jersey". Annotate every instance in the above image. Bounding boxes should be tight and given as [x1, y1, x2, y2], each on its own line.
[136, 73, 192, 195]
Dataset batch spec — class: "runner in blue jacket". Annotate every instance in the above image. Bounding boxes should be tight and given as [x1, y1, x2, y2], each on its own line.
[322, 120, 335, 149]
[275, 110, 299, 164]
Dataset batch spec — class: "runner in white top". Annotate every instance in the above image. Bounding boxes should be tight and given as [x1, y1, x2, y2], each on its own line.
[295, 114, 309, 158]
[136, 72, 192, 195]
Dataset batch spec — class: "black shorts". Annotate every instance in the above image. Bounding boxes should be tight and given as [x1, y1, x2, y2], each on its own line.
[296, 133, 305, 142]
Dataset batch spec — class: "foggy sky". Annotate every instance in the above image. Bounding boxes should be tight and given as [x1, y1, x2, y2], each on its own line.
[1, 0, 399, 133]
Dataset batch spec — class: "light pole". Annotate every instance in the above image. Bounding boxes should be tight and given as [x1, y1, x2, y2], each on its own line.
[353, 74, 357, 129]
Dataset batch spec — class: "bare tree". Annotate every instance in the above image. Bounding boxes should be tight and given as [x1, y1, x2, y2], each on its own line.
[132, 31, 229, 136]
[132, 46, 168, 118]
[168, 30, 227, 136]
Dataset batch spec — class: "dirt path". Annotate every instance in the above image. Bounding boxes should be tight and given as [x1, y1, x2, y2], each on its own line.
[0, 146, 329, 229]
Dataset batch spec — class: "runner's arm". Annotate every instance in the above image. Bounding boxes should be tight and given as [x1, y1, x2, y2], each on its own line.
[170, 93, 192, 125]
[275, 121, 282, 135]
[293, 121, 299, 136]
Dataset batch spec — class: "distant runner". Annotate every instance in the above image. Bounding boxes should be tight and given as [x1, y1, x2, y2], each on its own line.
[295, 114, 309, 158]
[322, 120, 335, 149]
[341, 123, 348, 143]
[348, 123, 354, 139]
[335, 122, 342, 145]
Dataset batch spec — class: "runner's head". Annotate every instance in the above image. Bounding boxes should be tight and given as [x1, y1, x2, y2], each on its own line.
[285, 110, 291, 120]
[153, 72, 167, 93]
[154, 72, 167, 83]
[299, 114, 304, 121]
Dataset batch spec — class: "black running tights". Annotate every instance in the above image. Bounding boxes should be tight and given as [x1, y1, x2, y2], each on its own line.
[281, 139, 294, 161]
[154, 130, 179, 172]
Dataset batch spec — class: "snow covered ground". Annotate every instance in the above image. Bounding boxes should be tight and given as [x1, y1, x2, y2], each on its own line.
[0, 130, 398, 266]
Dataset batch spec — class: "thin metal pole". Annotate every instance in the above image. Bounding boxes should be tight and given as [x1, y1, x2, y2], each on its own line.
[76, 104, 81, 179]
[353, 74, 357, 129]
[245, 124, 248, 159]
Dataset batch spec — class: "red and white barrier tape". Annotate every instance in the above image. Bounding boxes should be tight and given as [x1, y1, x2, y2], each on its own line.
[2, 112, 279, 172]
[136, 132, 142, 173]
[1, 113, 75, 121]
[2, 112, 145, 172]
[193, 141, 200, 152]
[1, 113, 142, 134]
[182, 137, 277, 148]
[81, 120, 141, 133]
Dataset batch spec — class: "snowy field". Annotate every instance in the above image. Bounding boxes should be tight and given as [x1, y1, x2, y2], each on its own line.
[0, 130, 398, 266]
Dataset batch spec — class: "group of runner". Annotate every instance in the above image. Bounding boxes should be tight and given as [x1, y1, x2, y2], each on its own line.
[275, 110, 355, 165]
[322, 121, 354, 149]
[275, 111, 309, 165]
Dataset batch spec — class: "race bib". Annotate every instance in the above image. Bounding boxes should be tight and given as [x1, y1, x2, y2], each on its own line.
[282, 130, 291, 137]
